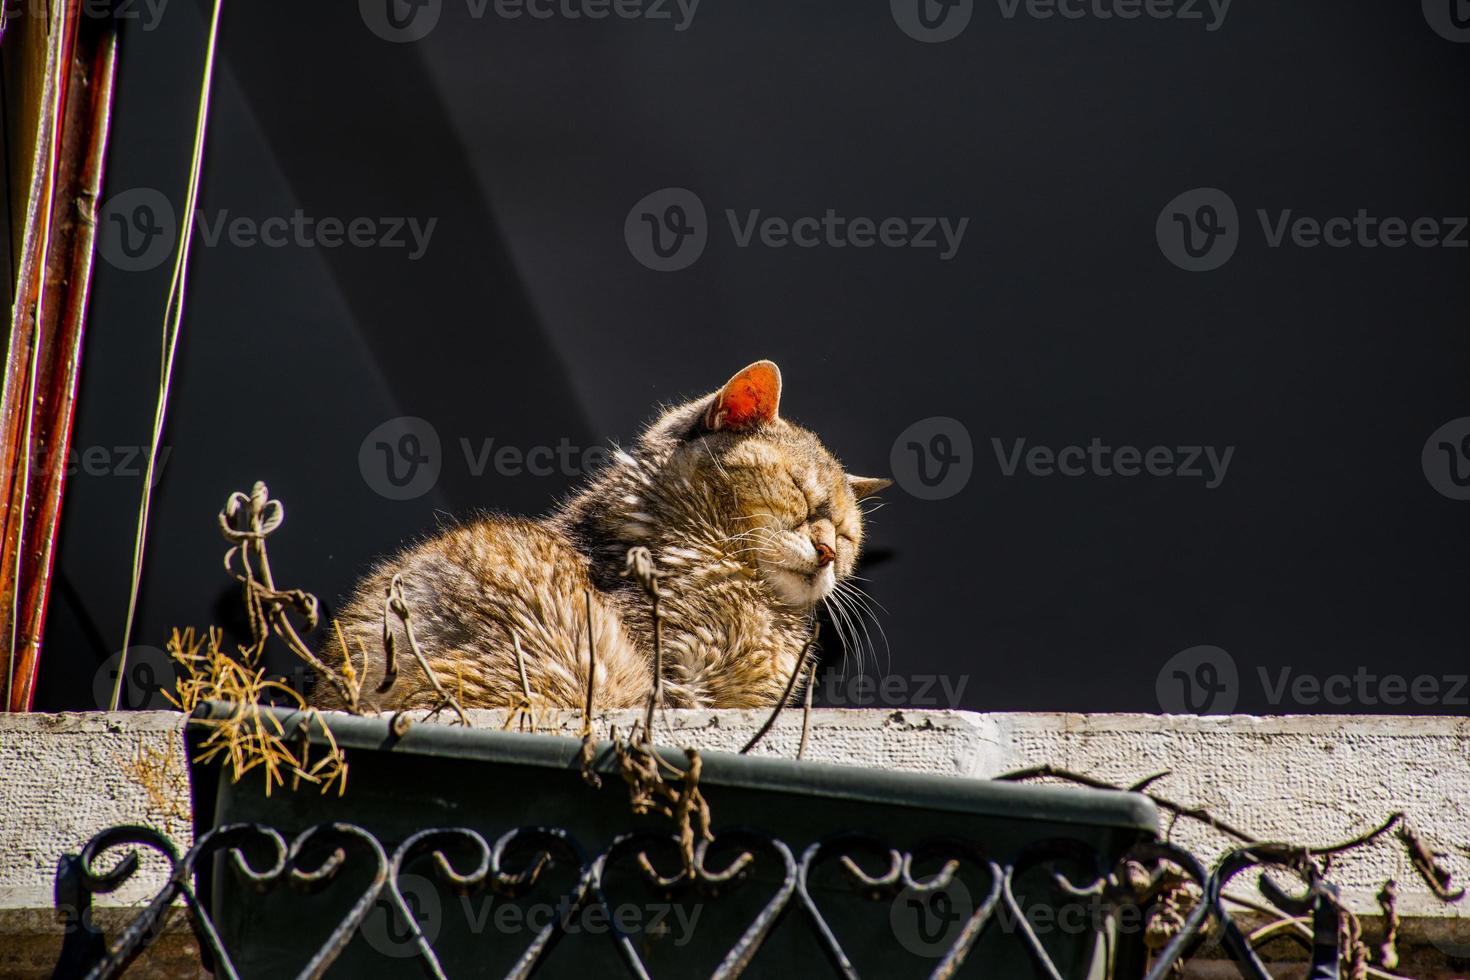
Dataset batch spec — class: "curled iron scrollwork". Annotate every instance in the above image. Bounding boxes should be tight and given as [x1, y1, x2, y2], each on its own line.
[55, 820, 1390, 979]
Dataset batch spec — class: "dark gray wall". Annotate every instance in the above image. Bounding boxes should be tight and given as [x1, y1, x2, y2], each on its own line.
[37, 0, 1470, 715]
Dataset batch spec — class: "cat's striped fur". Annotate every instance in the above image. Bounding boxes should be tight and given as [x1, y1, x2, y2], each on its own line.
[310, 361, 888, 712]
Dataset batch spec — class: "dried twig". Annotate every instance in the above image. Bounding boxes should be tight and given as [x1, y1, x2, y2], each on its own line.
[1376, 880, 1400, 971]
[218, 483, 350, 704]
[996, 763, 1258, 844]
[797, 659, 817, 760]
[377, 586, 400, 694]
[384, 575, 468, 726]
[513, 633, 531, 702]
[1001, 765, 1423, 865]
[1227, 891, 1415, 980]
[1130, 771, 1172, 793]
[740, 622, 821, 754]
[584, 589, 596, 719]
[328, 621, 363, 714]
[1001, 764, 1465, 978]
[612, 737, 715, 882]
[1398, 822, 1465, 901]
[502, 632, 536, 732]
[578, 589, 601, 788]
[1340, 905, 1370, 980]
[155, 485, 364, 800]
[621, 547, 664, 745]
[593, 546, 727, 883]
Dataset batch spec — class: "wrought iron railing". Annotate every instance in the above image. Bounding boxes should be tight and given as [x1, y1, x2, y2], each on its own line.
[53, 817, 1372, 979]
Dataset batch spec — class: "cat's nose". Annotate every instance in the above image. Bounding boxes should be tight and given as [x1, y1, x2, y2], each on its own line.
[813, 541, 835, 567]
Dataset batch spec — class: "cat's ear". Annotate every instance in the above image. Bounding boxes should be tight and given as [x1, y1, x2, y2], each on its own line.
[703, 360, 782, 432]
[847, 475, 892, 500]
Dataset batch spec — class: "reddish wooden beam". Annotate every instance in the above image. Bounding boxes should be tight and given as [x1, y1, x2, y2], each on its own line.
[1, 3, 119, 711]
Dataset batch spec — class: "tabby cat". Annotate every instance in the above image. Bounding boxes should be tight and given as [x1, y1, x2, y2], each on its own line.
[310, 360, 889, 712]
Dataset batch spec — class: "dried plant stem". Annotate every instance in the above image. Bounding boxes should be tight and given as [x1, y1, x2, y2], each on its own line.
[1398, 823, 1465, 901]
[740, 622, 820, 755]
[578, 590, 601, 787]
[619, 547, 666, 746]
[385, 574, 468, 726]
[514, 633, 532, 702]
[217, 483, 351, 706]
[584, 589, 596, 720]
[1016, 759, 1470, 980]
[503, 632, 536, 732]
[996, 763, 1257, 844]
[112, 0, 225, 711]
[1223, 891, 1413, 980]
[1376, 880, 1400, 970]
[797, 659, 817, 760]
[612, 737, 715, 882]
[377, 587, 400, 694]
[644, 588, 662, 742]
[329, 622, 363, 714]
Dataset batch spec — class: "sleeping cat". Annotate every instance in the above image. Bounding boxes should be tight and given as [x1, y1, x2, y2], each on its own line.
[310, 360, 889, 712]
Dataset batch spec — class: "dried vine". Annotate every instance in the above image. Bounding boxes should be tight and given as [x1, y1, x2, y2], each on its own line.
[567, 547, 723, 882]
[218, 483, 345, 702]
[382, 573, 469, 725]
[996, 764, 1464, 976]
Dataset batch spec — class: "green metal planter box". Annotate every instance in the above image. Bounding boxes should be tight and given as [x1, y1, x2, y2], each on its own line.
[183, 702, 1159, 978]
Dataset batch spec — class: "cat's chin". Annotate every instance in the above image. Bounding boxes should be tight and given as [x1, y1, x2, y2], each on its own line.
[763, 564, 836, 609]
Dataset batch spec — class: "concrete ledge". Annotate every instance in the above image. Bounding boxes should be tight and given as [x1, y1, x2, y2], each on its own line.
[2, 709, 1468, 977]
[0, 711, 192, 911]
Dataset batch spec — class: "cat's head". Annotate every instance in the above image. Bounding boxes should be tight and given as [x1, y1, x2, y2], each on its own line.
[636, 360, 889, 610]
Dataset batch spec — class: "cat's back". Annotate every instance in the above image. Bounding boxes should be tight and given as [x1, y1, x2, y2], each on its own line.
[346, 514, 593, 625]
[313, 514, 619, 710]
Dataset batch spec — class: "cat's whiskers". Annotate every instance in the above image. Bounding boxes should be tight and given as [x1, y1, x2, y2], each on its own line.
[818, 584, 872, 681]
[719, 526, 782, 563]
[721, 534, 769, 547]
[834, 579, 891, 676]
[829, 588, 873, 678]
[721, 531, 775, 551]
[839, 579, 890, 616]
[723, 546, 778, 561]
[822, 588, 869, 679]
[819, 595, 856, 678]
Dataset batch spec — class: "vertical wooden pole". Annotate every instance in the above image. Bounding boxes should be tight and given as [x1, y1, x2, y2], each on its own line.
[1, 2, 119, 710]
